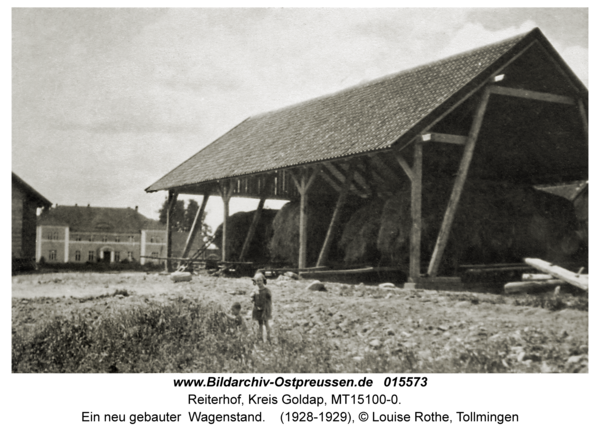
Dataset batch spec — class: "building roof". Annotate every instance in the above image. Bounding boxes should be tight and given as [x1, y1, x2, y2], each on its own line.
[146, 28, 587, 193]
[37, 205, 161, 233]
[12, 172, 52, 207]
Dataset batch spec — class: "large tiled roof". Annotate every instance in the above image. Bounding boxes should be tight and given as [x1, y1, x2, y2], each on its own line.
[147, 28, 550, 192]
[37, 205, 160, 233]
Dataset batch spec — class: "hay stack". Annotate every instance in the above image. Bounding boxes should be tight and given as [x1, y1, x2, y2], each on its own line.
[213, 209, 278, 262]
[268, 201, 332, 266]
[339, 198, 385, 265]
[369, 179, 580, 271]
[268, 198, 361, 266]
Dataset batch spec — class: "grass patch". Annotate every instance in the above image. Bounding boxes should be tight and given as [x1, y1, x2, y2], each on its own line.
[12, 296, 587, 373]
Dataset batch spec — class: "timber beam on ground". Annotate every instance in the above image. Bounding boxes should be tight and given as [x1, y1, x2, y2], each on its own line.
[488, 85, 576, 105]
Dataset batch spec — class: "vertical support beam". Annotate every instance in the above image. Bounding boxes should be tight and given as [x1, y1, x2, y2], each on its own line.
[165, 190, 178, 272]
[219, 181, 234, 262]
[427, 87, 491, 277]
[292, 167, 319, 269]
[409, 144, 423, 282]
[317, 161, 356, 267]
[239, 176, 272, 262]
[180, 193, 210, 261]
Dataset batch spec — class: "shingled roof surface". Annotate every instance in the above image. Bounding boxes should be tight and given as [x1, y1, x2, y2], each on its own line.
[38, 206, 161, 233]
[147, 30, 535, 192]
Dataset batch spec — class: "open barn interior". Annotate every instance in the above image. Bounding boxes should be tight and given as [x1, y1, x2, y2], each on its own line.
[146, 28, 587, 290]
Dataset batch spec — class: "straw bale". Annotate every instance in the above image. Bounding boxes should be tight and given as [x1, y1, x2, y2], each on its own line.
[213, 209, 278, 262]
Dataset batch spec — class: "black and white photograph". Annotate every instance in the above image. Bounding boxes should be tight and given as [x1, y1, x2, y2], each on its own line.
[8, 5, 593, 430]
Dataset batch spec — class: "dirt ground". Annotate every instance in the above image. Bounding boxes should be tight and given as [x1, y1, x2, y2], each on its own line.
[12, 270, 589, 373]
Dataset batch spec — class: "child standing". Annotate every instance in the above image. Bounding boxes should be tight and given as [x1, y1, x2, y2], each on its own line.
[251, 272, 272, 343]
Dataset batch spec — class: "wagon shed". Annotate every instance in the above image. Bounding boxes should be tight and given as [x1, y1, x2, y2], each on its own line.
[146, 28, 587, 287]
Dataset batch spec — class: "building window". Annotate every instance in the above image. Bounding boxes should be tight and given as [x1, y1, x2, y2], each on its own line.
[53, 232, 58, 240]
[150, 237, 154, 243]
[151, 252, 158, 259]
[88, 251, 94, 261]
[127, 251, 133, 260]
[49, 250, 57, 261]
[102, 235, 108, 243]
[75, 235, 82, 242]
[115, 251, 120, 262]
[75, 250, 81, 261]
[89, 235, 94, 242]
[115, 236, 120, 243]
[128, 236, 134, 243]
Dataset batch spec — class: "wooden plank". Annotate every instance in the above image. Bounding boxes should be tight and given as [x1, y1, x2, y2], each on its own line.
[428, 87, 491, 277]
[489, 85, 576, 105]
[409, 142, 422, 282]
[504, 279, 563, 294]
[393, 150, 414, 182]
[419, 133, 468, 145]
[180, 193, 209, 262]
[524, 258, 588, 290]
[165, 190, 178, 272]
[317, 161, 355, 267]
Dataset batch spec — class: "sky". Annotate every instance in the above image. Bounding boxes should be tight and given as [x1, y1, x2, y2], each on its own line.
[11, 7, 589, 232]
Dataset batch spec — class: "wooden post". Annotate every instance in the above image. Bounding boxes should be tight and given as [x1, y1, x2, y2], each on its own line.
[409, 144, 422, 282]
[427, 87, 491, 277]
[180, 193, 210, 265]
[393, 146, 422, 282]
[219, 180, 234, 262]
[291, 167, 319, 269]
[317, 161, 356, 267]
[165, 190, 178, 272]
[239, 176, 273, 262]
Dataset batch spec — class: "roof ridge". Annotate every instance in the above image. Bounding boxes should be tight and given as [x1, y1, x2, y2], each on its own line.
[250, 29, 535, 120]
